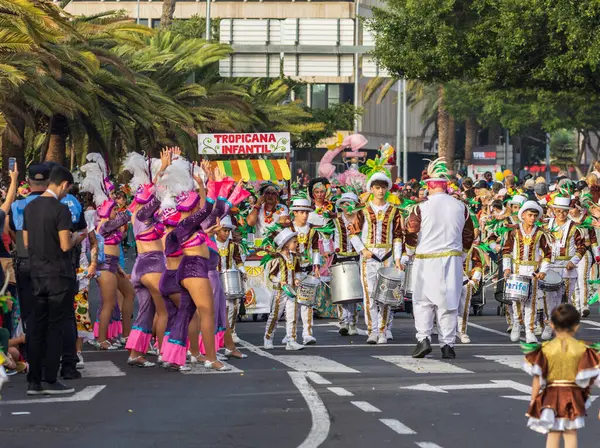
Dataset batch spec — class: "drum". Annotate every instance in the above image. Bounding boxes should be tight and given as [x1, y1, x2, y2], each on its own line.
[220, 269, 245, 300]
[503, 274, 532, 302]
[538, 270, 563, 292]
[295, 276, 321, 307]
[403, 261, 414, 299]
[330, 262, 363, 305]
[373, 267, 405, 307]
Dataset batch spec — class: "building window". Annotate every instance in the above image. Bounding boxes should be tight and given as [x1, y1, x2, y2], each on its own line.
[151, 19, 161, 28]
[310, 84, 354, 109]
[138, 18, 149, 27]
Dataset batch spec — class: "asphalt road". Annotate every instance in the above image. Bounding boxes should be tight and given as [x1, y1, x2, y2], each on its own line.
[2, 304, 600, 448]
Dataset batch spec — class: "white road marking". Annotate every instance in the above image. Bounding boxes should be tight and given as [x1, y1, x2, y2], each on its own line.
[400, 380, 532, 394]
[581, 319, 600, 328]
[274, 356, 359, 373]
[289, 372, 330, 448]
[380, 418, 416, 435]
[306, 372, 332, 385]
[11, 412, 31, 415]
[0, 386, 106, 405]
[400, 384, 448, 393]
[467, 322, 518, 338]
[82, 361, 125, 378]
[415, 442, 444, 448]
[238, 339, 277, 360]
[182, 363, 242, 374]
[257, 343, 519, 349]
[475, 355, 523, 370]
[501, 395, 533, 402]
[374, 356, 473, 374]
[351, 401, 381, 413]
[327, 387, 354, 397]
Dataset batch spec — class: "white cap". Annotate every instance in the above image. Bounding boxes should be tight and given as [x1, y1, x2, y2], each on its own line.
[551, 197, 572, 210]
[366, 172, 392, 191]
[290, 198, 314, 212]
[508, 194, 527, 206]
[336, 192, 359, 209]
[220, 216, 236, 229]
[518, 200, 544, 221]
[274, 228, 297, 249]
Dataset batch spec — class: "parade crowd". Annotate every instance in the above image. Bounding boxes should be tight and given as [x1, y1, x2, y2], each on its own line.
[1, 134, 600, 444]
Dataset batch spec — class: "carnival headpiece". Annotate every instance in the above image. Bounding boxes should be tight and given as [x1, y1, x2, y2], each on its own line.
[423, 157, 451, 183]
[156, 157, 195, 213]
[122, 152, 162, 205]
[360, 144, 393, 191]
[80, 153, 115, 218]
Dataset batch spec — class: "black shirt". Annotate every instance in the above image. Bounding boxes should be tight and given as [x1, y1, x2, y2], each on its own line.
[23, 196, 74, 278]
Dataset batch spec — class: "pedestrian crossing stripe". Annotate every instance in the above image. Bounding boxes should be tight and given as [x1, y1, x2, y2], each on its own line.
[274, 355, 359, 373]
[373, 356, 474, 374]
[474, 355, 523, 370]
[82, 361, 125, 378]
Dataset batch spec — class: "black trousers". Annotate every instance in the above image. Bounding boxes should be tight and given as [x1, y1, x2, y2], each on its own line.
[26, 276, 77, 385]
[16, 257, 34, 333]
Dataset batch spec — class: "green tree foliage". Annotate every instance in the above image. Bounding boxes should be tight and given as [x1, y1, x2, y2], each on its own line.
[550, 129, 577, 171]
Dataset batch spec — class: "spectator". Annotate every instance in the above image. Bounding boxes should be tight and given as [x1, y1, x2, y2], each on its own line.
[534, 182, 549, 206]
[23, 166, 86, 396]
[483, 171, 494, 188]
[524, 179, 536, 201]
[586, 173, 600, 204]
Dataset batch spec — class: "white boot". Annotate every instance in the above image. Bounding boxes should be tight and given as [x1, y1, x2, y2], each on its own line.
[366, 333, 378, 344]
[286, 340, 305, 351]
[263, 338, 274, 350]
[385, 330, 393, 340]
[303, 335, 317, 346]
[377, 334, 387, 344]
[348, 325, 358, 336]
[510, 324, 521, 342]
[526, 332, 538, 343]
[281, 336, 289, 345]
[457, 332, 471, 344]
[541, 326, 553, 341]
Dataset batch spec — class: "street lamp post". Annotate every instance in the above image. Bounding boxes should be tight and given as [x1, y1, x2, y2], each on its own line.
[206, 0, 211, 40]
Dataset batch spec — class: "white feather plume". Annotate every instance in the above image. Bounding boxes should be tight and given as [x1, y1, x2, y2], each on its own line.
[86, 153, 109, 178]
[79, 162, 109, 206]
[122, 152, 150, 191]
[156, 157, 194, 210]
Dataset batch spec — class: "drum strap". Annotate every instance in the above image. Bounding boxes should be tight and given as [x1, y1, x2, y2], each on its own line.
[371, 251, 392, 263]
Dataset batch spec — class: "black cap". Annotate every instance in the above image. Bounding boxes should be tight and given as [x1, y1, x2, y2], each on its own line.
[575, 180, 588, 191]
[523, 174, 533, 181]
[27, 163, 50, 181]
[474, 180, 488, 189]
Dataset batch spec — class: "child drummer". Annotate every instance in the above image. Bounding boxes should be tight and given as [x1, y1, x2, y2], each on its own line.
[544, 195, 585, 340]
[215, 215, 246, 344]
[502, 201, 552, 343]
[262, 227, 303, 351]
[290, 196, 321, 346]
[333, 191, 362, 336]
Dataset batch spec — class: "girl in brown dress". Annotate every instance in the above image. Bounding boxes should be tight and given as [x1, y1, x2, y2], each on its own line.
[522, 304, 600, 447]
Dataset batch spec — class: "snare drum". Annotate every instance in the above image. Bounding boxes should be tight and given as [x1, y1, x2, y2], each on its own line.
[538, 270, 563, 292]
[503, 274, 532, 303]
[373, 267, 405, 308]
[295, 276, 321, 307]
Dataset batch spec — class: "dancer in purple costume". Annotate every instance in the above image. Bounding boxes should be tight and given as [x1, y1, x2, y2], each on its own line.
[123, 150, 171, 368]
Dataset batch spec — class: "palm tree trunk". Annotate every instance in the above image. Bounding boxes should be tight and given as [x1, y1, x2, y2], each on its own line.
[437, 85, 449, 160]
[464, 116, 478, 165]
[160, 0, 177, 29]
[46, 114, 68, 165]
[446, 115, 456, 169]
[488, 125, 501, 146]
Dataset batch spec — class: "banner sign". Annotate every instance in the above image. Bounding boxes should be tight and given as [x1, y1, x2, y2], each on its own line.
[198, 132, 291, 155]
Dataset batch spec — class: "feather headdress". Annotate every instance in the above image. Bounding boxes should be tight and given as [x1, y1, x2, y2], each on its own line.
[156, 157, 194, 211]
[79, 162, 109, 207]
[360, 143, 393, 190]
[423, 157, 450, 183]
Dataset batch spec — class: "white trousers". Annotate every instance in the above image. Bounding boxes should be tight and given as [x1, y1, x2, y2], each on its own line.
[543, 277, 577, 320]
[226, 299, 239, 335]
[414, 299, 457, 346]
[340, 303, 359, 326]
[457, 283, 473, 335]
[300, 306, 313, 339]
[574, 252, 592, 311]
[360, 257, 391, 336]
[264, 291, 301, 342]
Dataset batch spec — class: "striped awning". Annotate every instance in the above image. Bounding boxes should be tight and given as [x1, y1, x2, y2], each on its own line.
[210, 159, 291, 182]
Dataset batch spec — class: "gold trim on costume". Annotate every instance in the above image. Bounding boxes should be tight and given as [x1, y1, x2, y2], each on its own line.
[266, 291, 281, 339]
[414, 251, 462, 259]
[361, 258, 373, 333]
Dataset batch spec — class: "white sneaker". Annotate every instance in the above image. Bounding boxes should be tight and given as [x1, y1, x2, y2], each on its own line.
[286, 341, 304, 351]
[459, 333, 471, 344]
[510, 325, 521, 342]
[348, 325, 358, 336]
[232, 333, 240, 344]
[366, 333, 378, 344]
[534, 324, 543, 336]
[541, 326, 553, 341]
[76, 352, 84, 370]
[377, 334, 387, 344]
[526, 332, 538, 343]
[281, 336, 289, 345]
[264, 338, 274, 350]
[303, 336, 317, 346]
[385, 330, 393, 341]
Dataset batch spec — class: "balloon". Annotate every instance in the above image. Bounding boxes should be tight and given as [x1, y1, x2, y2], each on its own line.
[503, 169, 512, 176]
[495, 172, 505, 181]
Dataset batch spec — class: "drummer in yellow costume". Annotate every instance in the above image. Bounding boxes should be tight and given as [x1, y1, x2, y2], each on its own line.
[333, 191, 362, 336]
[215, 215, 246, 344]
[262, 227, 303, 351]
[349, 159, 403, 345]
[543, 195, 586, 340]
[502, 201, 552, 343]
[289, 196, 321, 346]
